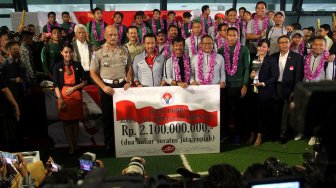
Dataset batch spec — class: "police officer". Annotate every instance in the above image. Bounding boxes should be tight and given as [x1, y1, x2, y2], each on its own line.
[90, 25, 132, 154]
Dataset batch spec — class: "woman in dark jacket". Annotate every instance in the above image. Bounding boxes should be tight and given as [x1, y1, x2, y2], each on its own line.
[248, 39, 278, 146]
[53, 43, 86, 154]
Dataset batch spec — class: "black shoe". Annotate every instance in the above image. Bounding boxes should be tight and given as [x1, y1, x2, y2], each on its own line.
[279, 136, 288, 144]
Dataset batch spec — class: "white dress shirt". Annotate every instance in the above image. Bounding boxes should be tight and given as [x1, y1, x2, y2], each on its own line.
[278, 51, 289, 82]
[76, 40, 90, 71]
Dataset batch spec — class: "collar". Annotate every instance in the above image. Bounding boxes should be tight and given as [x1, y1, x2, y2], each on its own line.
[104, 43, 120, 51]
[313, 53, 322, 58]
[76, 39, 87, 46]
[145, 51, 157, 58]
[127, 41, 140, 47]
[280, 51, 289, 57]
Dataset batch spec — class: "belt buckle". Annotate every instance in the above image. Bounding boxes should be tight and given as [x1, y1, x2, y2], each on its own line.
[113, 79, 119, 84]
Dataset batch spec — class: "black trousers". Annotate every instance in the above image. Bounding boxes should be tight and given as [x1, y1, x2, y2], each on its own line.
[275, 82, 289, 138]
[256, 98, 276, 136]
[222, 86, 244, 136]
[0, 106, 18, 151]
[98, 81, 125, 149]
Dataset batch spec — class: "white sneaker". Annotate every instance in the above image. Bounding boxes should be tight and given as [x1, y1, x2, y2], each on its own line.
[294, 133, 303, 141]
[308, 136, 317, 146]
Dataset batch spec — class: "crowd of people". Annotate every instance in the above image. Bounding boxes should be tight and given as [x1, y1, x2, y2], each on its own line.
[1, 0, 336, 177]
[0, 150, 333, 187]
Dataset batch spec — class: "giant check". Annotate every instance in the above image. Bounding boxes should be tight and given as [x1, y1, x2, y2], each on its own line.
[113, 85, 220, 157]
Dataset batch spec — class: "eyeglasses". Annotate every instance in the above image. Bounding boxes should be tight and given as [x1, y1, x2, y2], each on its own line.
[202, 43, 213, 46]
[278, 41, 289, 44]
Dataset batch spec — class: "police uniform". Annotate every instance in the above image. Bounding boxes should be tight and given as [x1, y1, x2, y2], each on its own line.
[90, 43, 131, 151]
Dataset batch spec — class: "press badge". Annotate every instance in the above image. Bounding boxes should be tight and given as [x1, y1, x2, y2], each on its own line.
[103, 61, 109, 67]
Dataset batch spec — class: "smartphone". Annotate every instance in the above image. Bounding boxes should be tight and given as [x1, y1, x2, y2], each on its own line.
[251, 181, 300, 188]
[79, 159, 96, 172]
[51, 162, 62, 172]
[0, 152, 18, 164]
[248, 177, 301, 188]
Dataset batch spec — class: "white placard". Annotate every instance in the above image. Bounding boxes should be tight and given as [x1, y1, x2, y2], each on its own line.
[113, 85, 220, 157]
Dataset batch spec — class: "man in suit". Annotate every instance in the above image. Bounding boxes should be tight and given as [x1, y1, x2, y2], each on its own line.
[271, 35, 304, 144]
[73, 24, 93, 84]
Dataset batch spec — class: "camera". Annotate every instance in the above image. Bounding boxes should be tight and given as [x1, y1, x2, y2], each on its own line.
[264, 157, 293, 177]
[0, 152, 18, 165]
[79, 159, 97, 172]
[124, 157, 146, 177]
[51, 162, 62, 172]
[78, 152, 99, 179]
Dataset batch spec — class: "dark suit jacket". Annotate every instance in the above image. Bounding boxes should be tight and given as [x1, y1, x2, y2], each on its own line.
[256, 55, 279, 99]
[53, 61, 86, 91]
[72, 40, 93, 67]
[271, 51, 304, 100]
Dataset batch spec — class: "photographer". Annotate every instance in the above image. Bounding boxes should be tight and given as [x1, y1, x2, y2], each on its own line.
[0, 153, 35, 188]
[0, 70, 20, 150]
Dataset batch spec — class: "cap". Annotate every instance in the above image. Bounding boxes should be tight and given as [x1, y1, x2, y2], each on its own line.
[275, 11, 285, 18]
[290, 30, 304, 38]
[215, 13, 225, 20]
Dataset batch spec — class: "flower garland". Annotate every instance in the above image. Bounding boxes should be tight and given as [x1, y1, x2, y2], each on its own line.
[181, 21, 192, 39]
[141, 23, 147, 42]
[290, 42, 305, 56]
[67, 22, 76, 34]
[92, 20, 105, 42]
[151, 18, 164, 35]
[225, 20, 240, 33]
[304, 50, 329, 80]
[197, 50, 217, 85]
[163, 37, 171, 58]
[117, 24, 124, 43]
[201, 15, 212, 35]
[242, 21, 247, 36]
[223, 40, 241, 76]
[253, 16, 268, 40]
[213, 23, 218, 38]
[47, 21, 60, 33]
[172, 53, 191, 82]
[167, 20, 177, 27]
[217, 36, 224, 49]
[190, 34, 200, 56]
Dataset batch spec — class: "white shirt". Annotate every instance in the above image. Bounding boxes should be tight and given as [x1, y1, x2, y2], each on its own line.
[278, 51, 289, 82]
[76, 40, 90, 71]
[325, 36, 334, 51]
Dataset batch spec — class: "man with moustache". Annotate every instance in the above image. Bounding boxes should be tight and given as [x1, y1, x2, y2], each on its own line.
[90, 25, 133, 154]
[164, 37, 190, 88]
[125, 26, 144, 62]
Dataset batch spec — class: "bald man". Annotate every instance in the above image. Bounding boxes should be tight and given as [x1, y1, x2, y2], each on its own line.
[90, 25, 133, 155]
